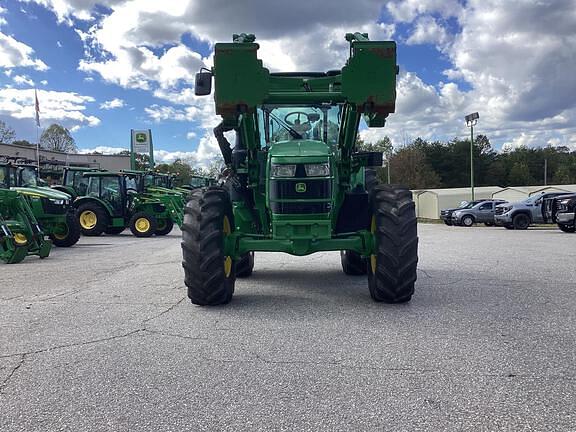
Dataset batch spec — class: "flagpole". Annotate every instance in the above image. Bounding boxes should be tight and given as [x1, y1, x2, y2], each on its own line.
[34, 89, 40, 173]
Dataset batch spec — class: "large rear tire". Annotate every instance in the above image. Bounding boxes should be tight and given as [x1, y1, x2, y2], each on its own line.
[181, 188, 236, 306]
[236, 252, 254, 278]
[368, 185, 418, 303]
[77, 203, 108, 237]
[341, 250, 367, 275]
[50, 212, 81, 247]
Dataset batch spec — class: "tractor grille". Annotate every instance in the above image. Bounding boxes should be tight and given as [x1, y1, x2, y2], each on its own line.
[270, 202, 331, 214]
[269, 178, 331, 215]
[41, 198, 68, 215]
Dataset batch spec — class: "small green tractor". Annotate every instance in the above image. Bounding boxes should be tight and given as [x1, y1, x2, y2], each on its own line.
[0, 188, 51, 263]
[1, 162, 80, 247]
[120, 169, 185, 229]
[74, 171, 174, 237]
[183, 32, 418, 305]
[187, 175, 216, 190]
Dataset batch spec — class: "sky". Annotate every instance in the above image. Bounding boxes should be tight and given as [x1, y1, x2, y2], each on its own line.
[0, 0, 575, 166]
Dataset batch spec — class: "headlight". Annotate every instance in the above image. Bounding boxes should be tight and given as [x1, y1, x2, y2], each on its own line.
[452, 211, 461, 217]
[271, 164, 296, 177]
[305, 163, 330, 177]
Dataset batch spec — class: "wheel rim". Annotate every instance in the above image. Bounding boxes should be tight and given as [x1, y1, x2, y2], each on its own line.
[80, 210, 97, 229]
[463, 217, 473, 226]
[13, 233, 27, 245]
[53, 224, 69, 240]
[370, 215, 377, 274]
[223, 215, 232, 278]
[135, 217, 151, 233]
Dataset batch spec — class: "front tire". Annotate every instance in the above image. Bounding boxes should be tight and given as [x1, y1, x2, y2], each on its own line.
[181, 188, 236, 306]
[77, 203, 108, 237]
[484, 221, 494, 227]
[461, 215, 475, 227]
[368, 185, 418, 303]
[341, 250, 367, 275]
[443, 220, 452, 226]
[129, 212, 157, 238]
[558, 224, 575, 233]
[155, 218, 174, 236]
[50, 212, 81, 247]
[236, 252, 254, 278]
[513, 213, 530, 230]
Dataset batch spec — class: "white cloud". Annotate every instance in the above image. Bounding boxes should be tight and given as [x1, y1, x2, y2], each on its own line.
[13, 74, 34, 86]
[99, 97, 124, 110]
[0, 88, 100, 130]
[186, 131, 196, 140]
[406, 16, 450, 46]
[0, 31, 48, 70]
[78, 145, 126, 154]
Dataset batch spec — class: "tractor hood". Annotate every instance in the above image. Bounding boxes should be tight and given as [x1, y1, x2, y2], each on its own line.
[11, 186, 71, 200]
[269, 140, 330, 160]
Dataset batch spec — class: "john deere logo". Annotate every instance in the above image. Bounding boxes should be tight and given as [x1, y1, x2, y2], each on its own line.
[135, 133, 147, 143]
[295, 183, 306, 193]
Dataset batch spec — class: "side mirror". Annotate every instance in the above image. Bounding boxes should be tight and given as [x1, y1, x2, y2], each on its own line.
[195, 72, 212, 96]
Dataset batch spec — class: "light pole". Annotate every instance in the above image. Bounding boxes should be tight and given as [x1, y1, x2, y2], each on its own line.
[465, 112, 479, 201]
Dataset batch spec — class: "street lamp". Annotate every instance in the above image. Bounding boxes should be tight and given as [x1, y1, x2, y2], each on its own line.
[465, 112, 479, 201]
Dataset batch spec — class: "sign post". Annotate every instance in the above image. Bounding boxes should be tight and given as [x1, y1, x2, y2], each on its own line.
[130, 129, 154, 170]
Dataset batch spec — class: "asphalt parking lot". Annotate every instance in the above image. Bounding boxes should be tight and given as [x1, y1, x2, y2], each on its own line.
[1, 224, 575, 431]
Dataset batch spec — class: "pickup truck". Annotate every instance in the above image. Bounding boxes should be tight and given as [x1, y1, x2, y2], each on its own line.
[554, 195, 576, 233]
[440, 200, 487, 225]
[494, 192, 568, 230]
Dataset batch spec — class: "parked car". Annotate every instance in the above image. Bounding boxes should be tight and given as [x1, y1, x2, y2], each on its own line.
[555, 195, 576, 233]
[440, 199, 487, 225]
[451, 199, 508, 227]
[494, 192, 568, 230]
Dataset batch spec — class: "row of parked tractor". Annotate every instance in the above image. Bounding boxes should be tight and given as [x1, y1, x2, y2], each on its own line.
[440, 191, 576, 232]
[0, 160, 214, 263]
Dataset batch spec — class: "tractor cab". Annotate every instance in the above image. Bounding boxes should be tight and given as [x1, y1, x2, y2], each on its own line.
[53, 166, 102, 199]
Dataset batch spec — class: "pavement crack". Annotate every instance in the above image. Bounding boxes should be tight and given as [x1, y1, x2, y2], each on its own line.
[0, 329, 144, 361]
[142, 296, 186, 324]
[142, 329, 207, 342]
[0, 354, 25, 394]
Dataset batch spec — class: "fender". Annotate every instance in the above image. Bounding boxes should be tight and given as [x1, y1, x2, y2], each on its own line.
[73, 196, 115, 216]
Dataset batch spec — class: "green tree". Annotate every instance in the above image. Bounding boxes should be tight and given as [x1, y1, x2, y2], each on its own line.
[508, 161, 534, 186]
[12, 140, 33, 147]
[389, 147, 441, 189]
[40, 124, 77, 153]
[0, 120, 15, 144]
[552, 165, 574, 184]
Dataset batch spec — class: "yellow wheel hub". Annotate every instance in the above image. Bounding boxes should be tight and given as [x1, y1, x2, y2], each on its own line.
[223, 216, 232, 278]
[80, 210, 97, 229]
[13, 233, 28, 245]
[135, 217, 151, 233]
[53, 225, 68, 240]
[370, 215, 377, 273]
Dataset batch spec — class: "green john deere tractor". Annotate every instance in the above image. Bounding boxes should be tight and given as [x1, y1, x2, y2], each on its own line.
[120, 169, 184, 230]
[187, 175, 216, 190]
[74, 171, 174, 237]
[1, 162, 81, 247]
[182, 32, 418, 306]
[52, 166, 101, 199]
[0, 188, 51, 263]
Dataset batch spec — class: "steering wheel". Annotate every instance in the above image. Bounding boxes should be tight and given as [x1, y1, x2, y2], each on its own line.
[284, 111, 311, 126]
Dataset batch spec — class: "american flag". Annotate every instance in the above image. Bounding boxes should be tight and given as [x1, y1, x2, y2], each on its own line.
[34, 89, 40, 127]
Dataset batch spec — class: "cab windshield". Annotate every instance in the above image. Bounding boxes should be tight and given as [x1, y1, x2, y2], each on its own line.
[20, 167, 38, 187]
[258, 104, 340, 147]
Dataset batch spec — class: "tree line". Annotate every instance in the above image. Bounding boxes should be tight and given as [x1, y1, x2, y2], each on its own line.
[358, 135, 576, 190]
